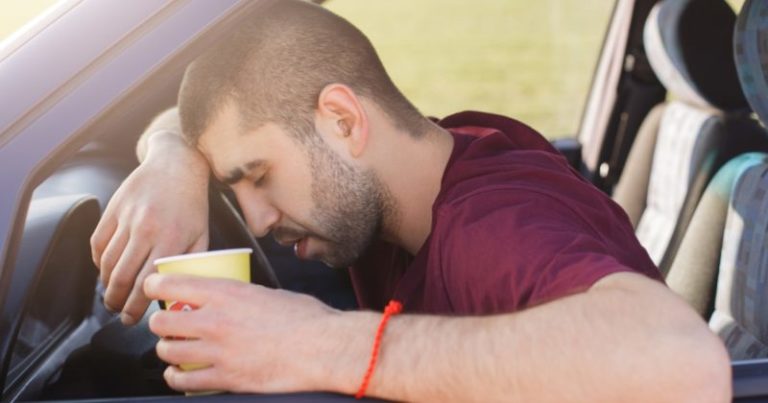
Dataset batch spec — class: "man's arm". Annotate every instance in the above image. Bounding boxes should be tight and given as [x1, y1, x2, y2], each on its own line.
[136, 107, 185, 163]
[91, 107, 211, 325]
[360, 272, 730, 402]
[144, 272, 730, 402]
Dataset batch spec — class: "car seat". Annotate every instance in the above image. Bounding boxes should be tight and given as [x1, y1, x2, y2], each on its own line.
[668, 0, 768, 359]
[611, 0, 765, 274]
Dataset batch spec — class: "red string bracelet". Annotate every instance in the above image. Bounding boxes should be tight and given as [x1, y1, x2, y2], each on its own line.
[355, 300, 403, 399]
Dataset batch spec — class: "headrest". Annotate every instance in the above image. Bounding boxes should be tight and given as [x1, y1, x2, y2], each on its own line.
[644, 0, 747, 111]
[734, 0, 768, 125]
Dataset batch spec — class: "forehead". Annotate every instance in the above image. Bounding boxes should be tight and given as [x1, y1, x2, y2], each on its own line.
[196, 103, 285, 179]
[197, 103, 243, 154]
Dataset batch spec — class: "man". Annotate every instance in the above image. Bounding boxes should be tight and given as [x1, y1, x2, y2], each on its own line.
[90, 0, 730, 401]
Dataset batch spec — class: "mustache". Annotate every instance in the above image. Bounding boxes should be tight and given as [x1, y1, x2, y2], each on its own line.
[272, 226, 308, 244]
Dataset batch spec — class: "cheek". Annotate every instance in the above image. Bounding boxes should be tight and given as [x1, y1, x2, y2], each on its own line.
[271, 164, 316, 221]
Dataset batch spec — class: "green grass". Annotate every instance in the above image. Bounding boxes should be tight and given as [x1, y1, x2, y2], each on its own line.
[326, 0, 615, 138]
[727, 0, 745, 11]
[0, 0, 615, 138]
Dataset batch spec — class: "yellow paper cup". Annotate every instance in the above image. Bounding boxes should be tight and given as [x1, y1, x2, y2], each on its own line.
[154, 248, 252, 373]
[154, 247, 252, 282]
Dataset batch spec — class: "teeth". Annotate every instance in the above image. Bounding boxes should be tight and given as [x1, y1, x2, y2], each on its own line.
[294, 241, 299, 255]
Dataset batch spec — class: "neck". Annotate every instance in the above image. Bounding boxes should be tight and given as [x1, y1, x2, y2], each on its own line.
[376, 121, 454, 255]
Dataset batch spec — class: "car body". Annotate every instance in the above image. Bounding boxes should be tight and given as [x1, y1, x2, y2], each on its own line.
[0, 0, 766, 401]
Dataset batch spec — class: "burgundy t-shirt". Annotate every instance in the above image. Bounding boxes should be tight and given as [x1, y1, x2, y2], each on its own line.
[349, 111, 661, 314]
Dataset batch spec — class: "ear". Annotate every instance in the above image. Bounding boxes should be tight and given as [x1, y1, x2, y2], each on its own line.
[315, 83, 370, 159]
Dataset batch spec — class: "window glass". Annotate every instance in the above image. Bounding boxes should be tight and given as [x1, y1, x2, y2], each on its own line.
[0, 0, 60, 42]
[326, 0, 615, 139]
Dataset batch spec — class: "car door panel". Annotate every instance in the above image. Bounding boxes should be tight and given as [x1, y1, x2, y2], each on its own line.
[1, 194, 99, 397]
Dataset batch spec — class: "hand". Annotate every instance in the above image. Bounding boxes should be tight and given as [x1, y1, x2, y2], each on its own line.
[144, 274, 354, 394]
[91, 132, 210, 325]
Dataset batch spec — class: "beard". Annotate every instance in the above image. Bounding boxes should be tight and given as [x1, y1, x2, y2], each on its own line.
[303, 137, 392, 268]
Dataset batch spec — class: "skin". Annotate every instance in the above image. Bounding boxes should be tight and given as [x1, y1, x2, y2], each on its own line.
[197, 103, 392, 269]
[91, 119, 209, 322]
[91, 84, 732, 401]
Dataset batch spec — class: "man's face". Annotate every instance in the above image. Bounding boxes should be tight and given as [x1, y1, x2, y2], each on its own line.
[198, 104, 386, 268]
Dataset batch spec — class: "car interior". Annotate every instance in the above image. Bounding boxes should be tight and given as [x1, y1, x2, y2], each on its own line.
[1, 0, 768, 401]
[612, 0, 767, 274]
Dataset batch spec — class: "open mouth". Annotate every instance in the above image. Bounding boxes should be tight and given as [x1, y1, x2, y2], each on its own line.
[293, 237, 308, 259]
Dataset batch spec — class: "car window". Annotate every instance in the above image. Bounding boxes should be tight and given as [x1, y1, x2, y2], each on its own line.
[326, 0, 615, 139]
[0, 0, 59, 43]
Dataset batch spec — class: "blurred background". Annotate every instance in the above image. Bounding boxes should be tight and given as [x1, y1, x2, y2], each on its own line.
[1, 0, 746, 139]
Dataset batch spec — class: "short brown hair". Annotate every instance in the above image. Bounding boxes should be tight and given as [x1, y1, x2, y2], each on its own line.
[178, 0, 427, 145]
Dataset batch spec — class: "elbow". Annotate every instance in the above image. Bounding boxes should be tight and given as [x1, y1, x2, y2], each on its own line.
[685, 330, 731, 402]
[663, 315, 732, 403]
[594, 274, 732, 402]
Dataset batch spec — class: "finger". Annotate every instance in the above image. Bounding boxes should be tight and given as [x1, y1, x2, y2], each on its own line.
[103, 237, 150, 313]
[120, 250, 167, 325]
[164, 365, 222, 393]
[156, 338, 218, 367]
[99, 228, 129, 288]
[148, 308, 210, 339]
[143, 273, 222, 307]
[90, 213, 117, 268]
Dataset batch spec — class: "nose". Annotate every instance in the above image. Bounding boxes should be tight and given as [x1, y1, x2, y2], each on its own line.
[232, 186, 281, 238]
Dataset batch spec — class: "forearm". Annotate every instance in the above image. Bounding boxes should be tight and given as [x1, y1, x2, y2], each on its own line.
[133, 107, 210, 184]
[137, 107, 186, 163]
[92, 106, 212, 325]
[322, 274, 730, 402]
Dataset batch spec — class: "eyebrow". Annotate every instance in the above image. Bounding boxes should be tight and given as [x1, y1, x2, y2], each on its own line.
[221, 159, 267, 185]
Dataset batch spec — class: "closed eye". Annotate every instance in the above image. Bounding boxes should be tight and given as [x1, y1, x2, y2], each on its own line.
[252, 172, 267, 187]
[247, 161, 269, 188]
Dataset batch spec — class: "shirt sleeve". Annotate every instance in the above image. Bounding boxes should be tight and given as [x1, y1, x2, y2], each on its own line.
[435, 188, 641, 313]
